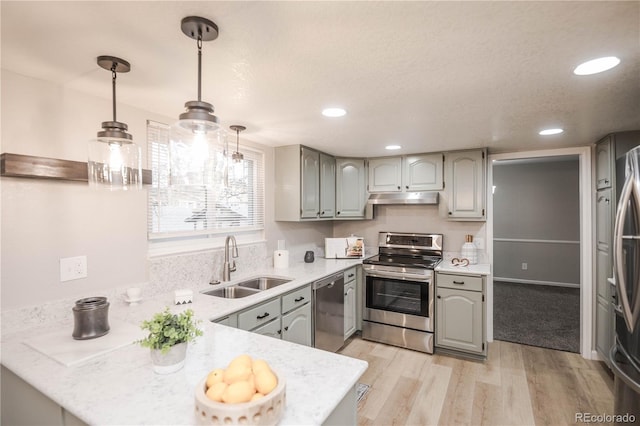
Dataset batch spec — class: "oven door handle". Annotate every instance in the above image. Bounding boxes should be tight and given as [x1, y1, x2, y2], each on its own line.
[365, 270, 430, 282]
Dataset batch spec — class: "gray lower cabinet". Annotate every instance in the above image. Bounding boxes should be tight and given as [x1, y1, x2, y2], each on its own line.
[219, 285, 313, 347]
[343, 266, 357, 339]
[282, 302, 312, 346]
[435, 272, 486, 356]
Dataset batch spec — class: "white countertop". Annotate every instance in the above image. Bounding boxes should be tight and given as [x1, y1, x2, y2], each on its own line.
[1, 258, 368, 425]
[435, 262, 491, 275]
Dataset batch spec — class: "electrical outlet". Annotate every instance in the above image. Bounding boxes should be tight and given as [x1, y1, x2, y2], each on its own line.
[475, 237, 485, 250]
[522, 262, 528, 270]
[60, 256, 88, 282]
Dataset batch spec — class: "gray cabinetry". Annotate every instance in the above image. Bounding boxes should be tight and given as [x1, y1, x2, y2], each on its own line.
[594, 131, 640, 365]
[336, 158, 368, 218]
[444, 149, 486, 220]
[343, 267, 357, 339]
[274, 145, 335, 221]
[435, 272, 486, 356]
[368, 154, 443, 193]
[282, 302, 312, 346]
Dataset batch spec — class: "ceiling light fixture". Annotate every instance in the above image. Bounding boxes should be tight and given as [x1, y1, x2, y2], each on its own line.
[539, 128, 564, 136]
[230, 125, 246, 163]
[573, 56, 620, 75]
[169, 16, 225, 187]
[87, 56, 142, 190]
[322, 107, 346, 117]
[385, 145, 402, 150]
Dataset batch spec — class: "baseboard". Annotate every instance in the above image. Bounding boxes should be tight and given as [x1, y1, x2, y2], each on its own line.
[493, 277, 580, 288]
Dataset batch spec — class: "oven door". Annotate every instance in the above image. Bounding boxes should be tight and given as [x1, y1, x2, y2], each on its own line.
[363, 269, 433, 332]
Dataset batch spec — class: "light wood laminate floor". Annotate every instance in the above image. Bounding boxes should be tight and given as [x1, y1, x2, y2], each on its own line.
[338, 336, 614, 426]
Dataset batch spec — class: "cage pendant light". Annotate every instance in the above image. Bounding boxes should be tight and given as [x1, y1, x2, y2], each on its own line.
[169, 16, 225, 188]
[88, 56, 142, 190]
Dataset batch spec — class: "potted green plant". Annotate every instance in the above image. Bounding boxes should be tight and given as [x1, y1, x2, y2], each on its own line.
[138, 307, 203, 374]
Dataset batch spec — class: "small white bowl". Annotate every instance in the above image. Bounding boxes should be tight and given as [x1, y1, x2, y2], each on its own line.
[194, 369, 286, 425]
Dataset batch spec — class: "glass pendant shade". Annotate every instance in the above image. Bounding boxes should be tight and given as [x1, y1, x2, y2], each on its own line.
[169, 118, 225, 188]
[88, 133, 142, 190]
[88, 56, 142, 190]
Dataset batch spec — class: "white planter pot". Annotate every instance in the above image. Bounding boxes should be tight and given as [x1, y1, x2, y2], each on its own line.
[150, 342, 187, 374]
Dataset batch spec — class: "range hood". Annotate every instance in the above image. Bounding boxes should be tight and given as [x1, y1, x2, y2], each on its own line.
[367, 192, 439, 205]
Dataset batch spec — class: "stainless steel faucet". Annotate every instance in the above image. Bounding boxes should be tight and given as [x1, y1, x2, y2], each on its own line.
[222, 235, 238, 281]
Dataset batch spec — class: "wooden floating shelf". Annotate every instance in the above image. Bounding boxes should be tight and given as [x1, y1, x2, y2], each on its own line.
[0, 153, 152, 185]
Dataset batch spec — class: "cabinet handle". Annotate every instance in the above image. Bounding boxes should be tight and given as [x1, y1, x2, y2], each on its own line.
[294, 296, 305, 302]
[437, 295, 441, 299]
[321, 211, 325, 215]
[345, 292, 348, 296]
[337, 211, 341, 215]
[256, 312, 270, 320]
[348, 274, 355, 278]
[448, 212, 452, 215]
[397, 186, 401, 190]
[284, 326, 289, 331]
[277, 329, 281, 335]
[406, 185, 409, 189]
[453, 281, 465, 285]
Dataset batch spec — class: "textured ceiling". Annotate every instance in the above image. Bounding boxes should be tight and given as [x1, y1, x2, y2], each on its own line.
[2, 1, 639, 157]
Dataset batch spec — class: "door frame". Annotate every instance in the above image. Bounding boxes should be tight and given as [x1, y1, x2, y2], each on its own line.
[487, 146, 593, 359]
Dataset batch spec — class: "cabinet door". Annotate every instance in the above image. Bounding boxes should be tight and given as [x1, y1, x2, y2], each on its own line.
[344, 281, 356, 339]
[368, 157, 402, 192]
[403, 154, 444, 191]
[595, 297, 612, 363]
[282, 303, 312, 346]
[301, 147, 320, 219]
[444, 150, 486, 220]
[596, 249, 611, 300]
[596, 188, 612, 252]
[336, 158, 367, 218]
[319, 153, 336, 218]
[596, 137, 612, 189]
[436, 287, 483, 353]
[252, 318, 282, 340]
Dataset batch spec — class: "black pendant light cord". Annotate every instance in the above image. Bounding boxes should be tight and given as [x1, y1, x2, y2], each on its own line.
[197, 37, 202, 102]
[111, 66, 118, 122]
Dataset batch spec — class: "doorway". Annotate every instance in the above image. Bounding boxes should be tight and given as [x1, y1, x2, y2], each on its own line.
[487, 147, 593, 358]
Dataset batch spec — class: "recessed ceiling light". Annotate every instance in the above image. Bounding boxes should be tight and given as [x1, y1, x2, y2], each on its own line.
[385, 145, 402, 150]
[573, 56, 620, 75]
[539, 128, 564, 136]
[322, 107, 346, 117]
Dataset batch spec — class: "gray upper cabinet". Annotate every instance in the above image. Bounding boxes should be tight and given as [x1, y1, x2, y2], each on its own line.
[319, 153, 336, 218]
[368, 157, 402, 192]
[596, 137, 612, 189]
[275, 145, 335, 221]
[596, 188, 612, 252]
[368, 154, 443, 193]
[403, 153, 444, 191]
[336, 158, 367, 218]
[444, 149, 486, 220]
[301, 147, 320, 219]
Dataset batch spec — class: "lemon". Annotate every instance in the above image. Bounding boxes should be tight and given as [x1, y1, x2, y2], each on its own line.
[222, 380, 255, 404]
[223, 363, 252, 385]
[251, 359, 271, 375]
[205, 381, 227, 403]
[228, 354, 252, 369]
[255, 369, 278, 395]
[206, 368, 225, 388]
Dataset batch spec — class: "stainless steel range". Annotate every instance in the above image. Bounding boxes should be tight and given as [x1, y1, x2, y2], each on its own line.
[362, 231, 443, 354]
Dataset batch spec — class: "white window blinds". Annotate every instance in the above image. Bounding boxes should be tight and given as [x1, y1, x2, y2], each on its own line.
[147, 120, 265, 241]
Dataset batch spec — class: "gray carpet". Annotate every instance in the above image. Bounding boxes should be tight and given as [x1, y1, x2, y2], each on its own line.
[493, 281, 580, 353]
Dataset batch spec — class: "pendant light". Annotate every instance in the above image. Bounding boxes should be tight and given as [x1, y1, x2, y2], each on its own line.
[230, 125, 245, 163]
[169, 16, 225, 188]
[88, 56, 142, 190]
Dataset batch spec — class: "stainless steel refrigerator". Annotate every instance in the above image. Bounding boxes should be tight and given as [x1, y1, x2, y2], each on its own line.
[612, 145, 640, 420]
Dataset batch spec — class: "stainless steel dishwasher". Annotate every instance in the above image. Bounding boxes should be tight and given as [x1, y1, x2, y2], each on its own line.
[313, 272, 345, 352]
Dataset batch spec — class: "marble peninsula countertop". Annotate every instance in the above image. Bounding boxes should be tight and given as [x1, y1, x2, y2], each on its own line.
[1, 258, 368, 425]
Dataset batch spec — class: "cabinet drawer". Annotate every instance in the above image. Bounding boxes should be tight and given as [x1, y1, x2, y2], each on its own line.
[282, 285, 311, 314]
[238, 298, 280, 331]
[437, 273, 483, 292]
[344, 267, 357, 284]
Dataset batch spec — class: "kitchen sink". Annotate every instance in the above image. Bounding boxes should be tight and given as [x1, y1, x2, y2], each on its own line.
[236, 277, 292, 290]
[201, 286, 261, 299]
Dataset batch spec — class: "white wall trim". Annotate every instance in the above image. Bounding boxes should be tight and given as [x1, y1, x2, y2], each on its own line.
[493, 277, 580, 288]
[487, 146, 593, 359]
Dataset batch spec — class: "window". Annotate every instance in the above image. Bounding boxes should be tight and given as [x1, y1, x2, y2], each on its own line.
[147, 120, 264, 254]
